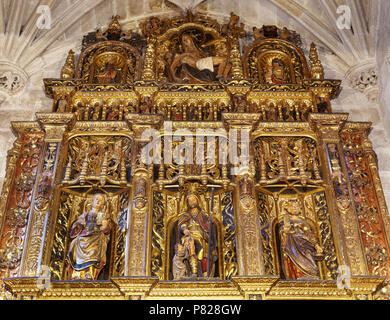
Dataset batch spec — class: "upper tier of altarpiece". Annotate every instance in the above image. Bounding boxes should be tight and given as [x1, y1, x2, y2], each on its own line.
[0, 13, 389, 300]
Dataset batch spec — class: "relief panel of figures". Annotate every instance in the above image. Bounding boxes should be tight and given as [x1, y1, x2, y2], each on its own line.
[63, 135, 132, 187]
[253, 136, 322, 186]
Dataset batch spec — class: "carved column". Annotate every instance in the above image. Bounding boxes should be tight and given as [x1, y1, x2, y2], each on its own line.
[340, 123, 390, 278]
[222, 113, 263, 275]
[142, 37, 156, 81]
[361, 130, 390, 246]
[0, 123, 44, 279]
[309, 113, 367, 276]
[19, 113, 74, 277]
[230, 37, 244, 79]
[126, 114, 163, 276]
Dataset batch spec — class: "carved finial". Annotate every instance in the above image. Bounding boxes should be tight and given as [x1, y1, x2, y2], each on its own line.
[96, 29, 106, 41]
[222, 12, 245, 39]
[186, 9, 194, 22]
[107, 15, 122, 40]
[60, 49, 75, 79]
[253, 26, 264, 40]
[109, 15, 121, 32]
[310, 42, 324, 79]
[280, 27, 290, 40]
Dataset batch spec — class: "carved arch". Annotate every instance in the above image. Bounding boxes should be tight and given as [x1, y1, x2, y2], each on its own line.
[155, 23, 229, 82]
[75, 41, 142, 83]
[243, 39, 310, 84]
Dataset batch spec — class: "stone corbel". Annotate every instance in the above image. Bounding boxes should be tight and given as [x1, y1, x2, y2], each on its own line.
[0, 61, 28, 105]
[345, 59, 379, 103]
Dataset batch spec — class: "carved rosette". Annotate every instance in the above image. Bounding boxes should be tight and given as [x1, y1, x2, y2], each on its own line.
[0, 61, 28, 102]
[345, 60, 379, 103]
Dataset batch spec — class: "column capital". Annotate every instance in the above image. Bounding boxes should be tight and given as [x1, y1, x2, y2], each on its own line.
[222, 113, 261, 130]
[308, 113, 349, 140]
[35, 112, 75, 142]
[126, 114, 164, 139]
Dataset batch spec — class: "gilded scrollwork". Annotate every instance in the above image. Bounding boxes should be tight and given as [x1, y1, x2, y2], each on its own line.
[257, 191, 275, 275]
[49, 192, 73, 280]
[253, 136, 322, 186]
[313, 191, 339, 279]
[63, 135, 132, 186]
[221, 191, 238, 279]
[113, 191, 130, 276]
[151, 191, 165, 279]
[341, 131, 390, 277]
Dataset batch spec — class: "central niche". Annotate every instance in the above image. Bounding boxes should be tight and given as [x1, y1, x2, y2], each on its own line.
[156, 26, 230, 83]
[151, 183, 238, 281]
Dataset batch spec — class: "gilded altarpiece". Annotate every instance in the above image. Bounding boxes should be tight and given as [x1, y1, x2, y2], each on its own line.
[0, 13, 389, 300]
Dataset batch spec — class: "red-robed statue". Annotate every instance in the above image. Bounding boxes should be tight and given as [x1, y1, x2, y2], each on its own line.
[176, 194, 218, 278]
[279, 200, 324, 280]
